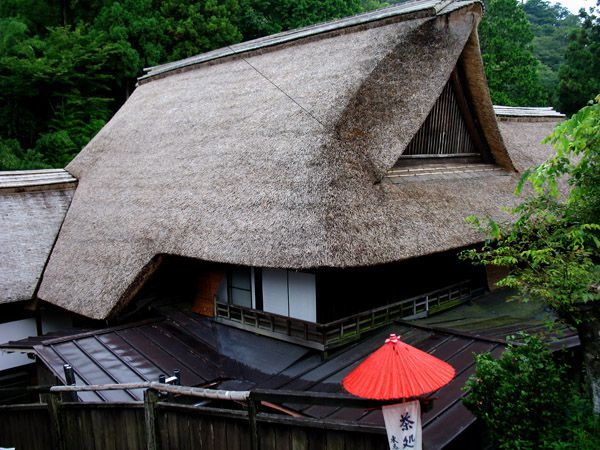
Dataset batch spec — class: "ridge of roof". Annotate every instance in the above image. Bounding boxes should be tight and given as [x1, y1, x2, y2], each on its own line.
[0, 169, 77, 192]
[493, 105, 566, 118]
[140, 0, 475, 82]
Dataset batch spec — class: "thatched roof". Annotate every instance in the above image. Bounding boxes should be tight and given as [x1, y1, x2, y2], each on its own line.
[0, 170, 76, 303]
[38, 0, 559, 319]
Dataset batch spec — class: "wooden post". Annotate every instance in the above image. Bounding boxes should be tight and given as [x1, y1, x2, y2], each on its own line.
[247, 395, 260, 450]
[63, 364, 78, 402]
[144, 388, 161, 450]
[47, 392, 65, 450]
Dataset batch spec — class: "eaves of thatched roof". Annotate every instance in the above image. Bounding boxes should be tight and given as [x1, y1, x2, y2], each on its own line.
[37, 0, 560, 319]
[0, 170, 76, 304]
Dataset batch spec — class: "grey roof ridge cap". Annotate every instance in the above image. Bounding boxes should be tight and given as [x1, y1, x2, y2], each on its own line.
[0, 179, 77, 190]
[139, 0, 472, 83]
[0, 168, 68, 176]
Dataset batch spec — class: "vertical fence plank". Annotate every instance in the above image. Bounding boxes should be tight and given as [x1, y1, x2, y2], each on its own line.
[144, 389, 161, 450]
[47, 393, 66, 450]
[247, 397, 259, 450]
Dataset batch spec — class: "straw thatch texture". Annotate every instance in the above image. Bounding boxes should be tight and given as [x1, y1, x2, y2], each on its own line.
[0, 170, 76, 303]
[497, 119, 560, 172]
[38, 2, 546, 320]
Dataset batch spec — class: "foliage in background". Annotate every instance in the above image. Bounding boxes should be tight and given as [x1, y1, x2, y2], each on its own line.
[463, 335, 600, 449]
[524, 0, 580, 106]
[479, 0, 544, 106]
[558, 1, 600, 115]
[0, 19, 128, 168]
[237, 0, 364, 40]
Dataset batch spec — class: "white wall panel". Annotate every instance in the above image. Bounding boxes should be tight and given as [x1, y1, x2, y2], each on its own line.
[288, 272, 316, 322]
[262, 268, 289, 316]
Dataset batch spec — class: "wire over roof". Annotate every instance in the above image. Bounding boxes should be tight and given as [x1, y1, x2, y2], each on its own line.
[36, 0, 560, 319]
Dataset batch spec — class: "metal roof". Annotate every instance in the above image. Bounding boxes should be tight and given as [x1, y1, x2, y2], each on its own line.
[7, 290, 577, 448]
[31, 313, 489, 448]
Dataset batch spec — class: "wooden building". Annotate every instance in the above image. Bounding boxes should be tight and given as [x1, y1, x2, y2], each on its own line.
[0, 0, 570, 447]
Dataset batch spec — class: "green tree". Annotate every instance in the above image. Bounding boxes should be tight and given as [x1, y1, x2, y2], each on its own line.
[524, 0, 580, 107]
[0, 20, 129, 168]
[558, 2, 600, 115]
[237, 0, 364, 40]
[463, 335, 600, 449]
[92, 0, 167, 100]
[479, 0, 545, 106]
[159, 0, 242, 61]
[462, 95, 600, 413]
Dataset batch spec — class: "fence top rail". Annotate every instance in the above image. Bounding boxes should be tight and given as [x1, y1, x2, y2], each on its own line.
[49, 382, 251, 401]
[1, 383, 423, 408]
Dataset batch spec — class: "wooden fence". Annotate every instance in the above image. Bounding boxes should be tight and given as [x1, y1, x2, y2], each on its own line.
[0, 383, 393, 450]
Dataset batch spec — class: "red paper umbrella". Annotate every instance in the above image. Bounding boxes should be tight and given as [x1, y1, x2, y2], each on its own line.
[342, 334, 455, 400]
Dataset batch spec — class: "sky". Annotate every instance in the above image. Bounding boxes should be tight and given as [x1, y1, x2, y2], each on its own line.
[554, 0, 597, 14]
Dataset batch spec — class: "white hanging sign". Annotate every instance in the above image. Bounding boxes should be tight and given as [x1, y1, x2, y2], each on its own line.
[382, 400, 422, 450]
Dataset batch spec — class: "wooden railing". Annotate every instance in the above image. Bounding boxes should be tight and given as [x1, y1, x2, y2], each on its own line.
[215, 281, 481, 351]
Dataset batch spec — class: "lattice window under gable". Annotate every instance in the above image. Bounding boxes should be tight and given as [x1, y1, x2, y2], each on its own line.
[395, 69, 489, 167]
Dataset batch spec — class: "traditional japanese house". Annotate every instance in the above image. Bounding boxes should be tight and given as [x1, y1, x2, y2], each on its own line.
[0, 0, 571, 448]
[35, 0, 562, 328]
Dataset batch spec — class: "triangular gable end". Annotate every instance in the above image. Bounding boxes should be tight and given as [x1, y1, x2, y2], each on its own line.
[393, 67, 493, 167]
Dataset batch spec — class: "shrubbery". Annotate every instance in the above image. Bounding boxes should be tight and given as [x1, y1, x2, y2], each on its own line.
[463, 335, 600, 449]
